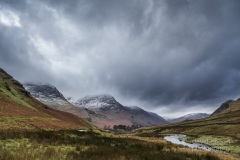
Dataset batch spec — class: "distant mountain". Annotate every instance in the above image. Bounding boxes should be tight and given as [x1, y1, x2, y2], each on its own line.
[23, 83, 67, 103]
[0, 68, 92, 132]
[24, 83, 167, 129]
[75, 95, 168, 128]
[167, 113, 210, 123]
[136, 98, 240, 139]
[23, 82, 89, 119]
[76, 94, 124, 110]
[162, 116, 172, 121]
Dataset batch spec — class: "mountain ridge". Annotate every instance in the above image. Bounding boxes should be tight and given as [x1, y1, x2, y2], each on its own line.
[211, 99, 237, 116]
[23, 82, 67, 103]
[73, 94, 168, 128]
[166, 113, 210, 123]
[24, 83, 167, 128]
[75, 94, 124, 110]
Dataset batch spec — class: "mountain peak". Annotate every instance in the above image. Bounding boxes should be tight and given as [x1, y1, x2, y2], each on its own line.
[23, 82, 67, 102]
[211, 99, 238, 116]
[168, 113, 210, 123]
[75, 94, 122, 109]
[182, 113, 207, 118]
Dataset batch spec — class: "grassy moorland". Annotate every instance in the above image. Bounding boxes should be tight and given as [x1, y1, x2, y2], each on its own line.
[1, 130, 237, 160]
[134, 99, 240, 158]
[0, 67, 239, 160]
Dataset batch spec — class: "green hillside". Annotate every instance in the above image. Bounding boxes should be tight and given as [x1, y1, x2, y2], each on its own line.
[135, 99, 240, 156]
[0, 68, 92, 132]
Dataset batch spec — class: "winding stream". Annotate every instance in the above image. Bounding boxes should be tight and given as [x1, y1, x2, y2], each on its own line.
[164, 134, 225, 153]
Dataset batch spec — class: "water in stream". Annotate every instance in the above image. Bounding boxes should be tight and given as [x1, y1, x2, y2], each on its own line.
[164, 134, 225, 153]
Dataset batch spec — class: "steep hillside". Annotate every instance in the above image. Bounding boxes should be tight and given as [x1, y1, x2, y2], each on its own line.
[211, 99, 240, 116]
[23, 82, 71, 110]
[23, 82, 89, 117]
[24, 83, 67, 103]
[0, 68, 92, 132]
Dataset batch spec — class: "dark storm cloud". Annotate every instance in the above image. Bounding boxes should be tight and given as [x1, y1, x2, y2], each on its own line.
[1, 0, 240, 115]
[0, 22, 49, 81]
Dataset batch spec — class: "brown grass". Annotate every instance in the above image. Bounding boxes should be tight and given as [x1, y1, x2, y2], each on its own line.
[0, 91, 92, 132]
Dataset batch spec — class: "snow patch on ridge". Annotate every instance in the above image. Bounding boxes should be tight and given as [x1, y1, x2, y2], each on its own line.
[75, 94, 120, 109]
[23, 82, 67, 104]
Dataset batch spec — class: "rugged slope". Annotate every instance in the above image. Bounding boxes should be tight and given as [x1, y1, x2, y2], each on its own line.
[75, 95, 168, 128]
[23, 82, 89, 117]
[0, 68, 92, 132]
[23, 83, 67, 103]
[167, 113, 210, 123]
[211, 99, 240, 116]
[23, 83, 167, 129]
[23, 82, 72, 110]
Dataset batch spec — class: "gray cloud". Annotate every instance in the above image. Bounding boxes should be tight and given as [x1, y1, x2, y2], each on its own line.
[1, 0, 240, 117]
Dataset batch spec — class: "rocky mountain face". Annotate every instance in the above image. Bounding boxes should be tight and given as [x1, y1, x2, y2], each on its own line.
[23, 82, 89, 118]
[74, 95, 168, 128]
[24, 83, 167, 128]
[167, 113, 210, 123]
[23, 83, 67, 103]
[75, 94, 125, 110]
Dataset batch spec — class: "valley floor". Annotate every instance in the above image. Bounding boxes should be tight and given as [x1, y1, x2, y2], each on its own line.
[0, 130, 239, 160]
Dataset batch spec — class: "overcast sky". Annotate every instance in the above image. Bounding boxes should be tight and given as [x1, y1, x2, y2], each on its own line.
[1, 0, 240, 117]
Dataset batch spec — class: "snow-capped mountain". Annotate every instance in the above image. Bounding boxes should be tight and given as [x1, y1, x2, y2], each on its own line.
[23, 82, 167, 129]
[75, 94, 124, 109]
[75, 94, 168, 128]
[168, 113, 210, 123]
[23, 82, 89, 117]
[182, 113, 209, 119]
[23, 82, 67, 103]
